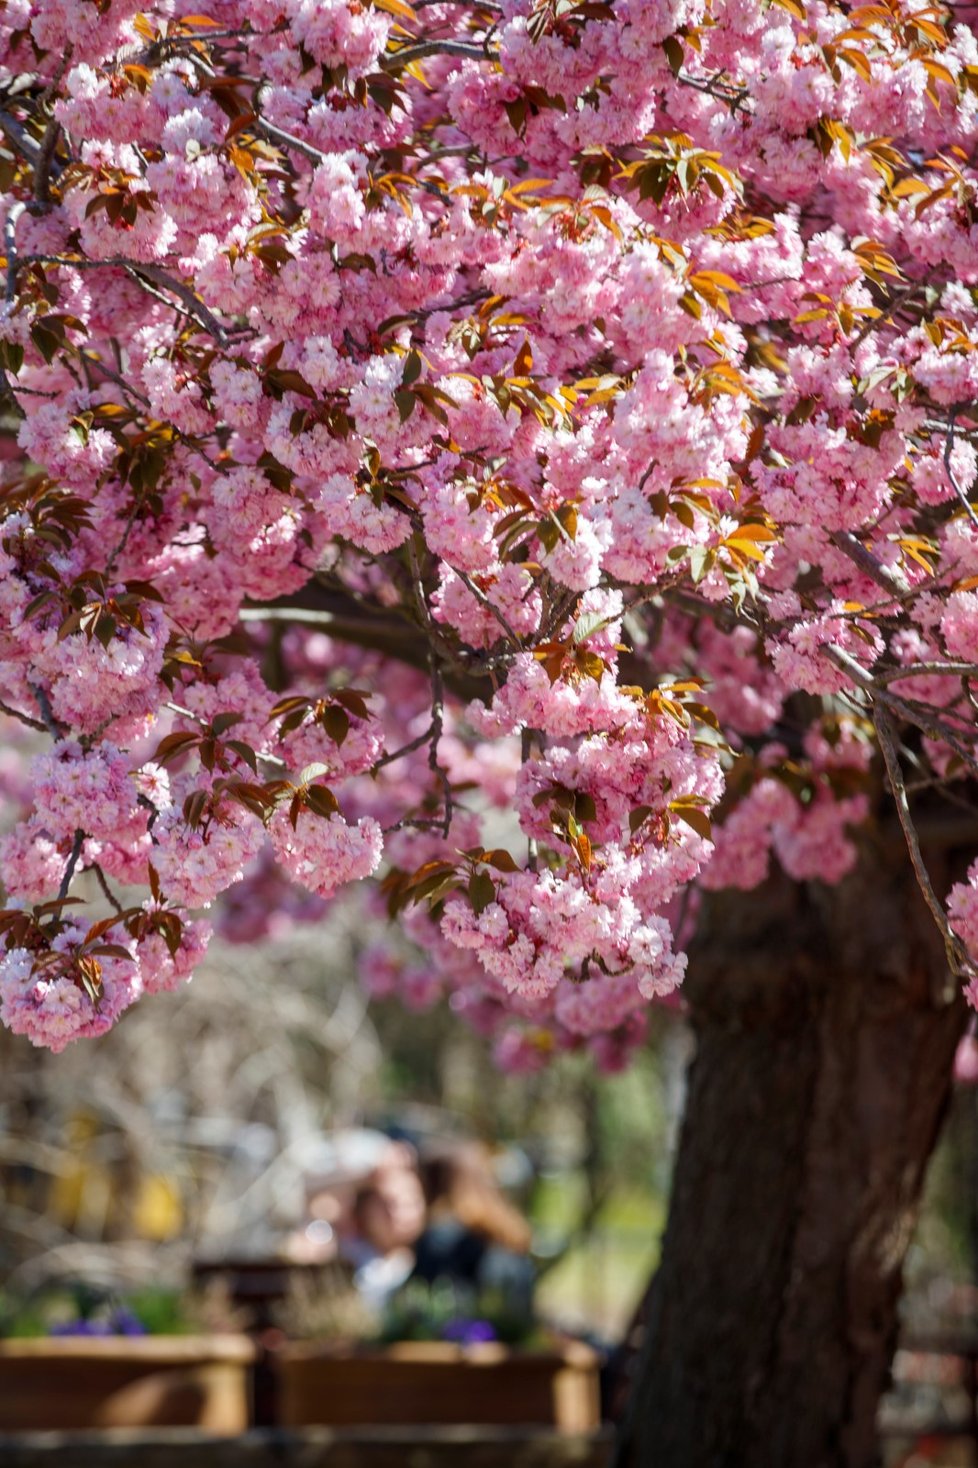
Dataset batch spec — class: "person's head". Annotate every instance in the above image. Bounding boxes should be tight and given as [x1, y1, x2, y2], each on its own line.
[352, 1158, 426, 1256]
[421, 1141, 532, 1254]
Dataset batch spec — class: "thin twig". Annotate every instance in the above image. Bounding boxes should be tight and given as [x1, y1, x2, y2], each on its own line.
[522, 728, 539, 873]
[33, 44, 72, 207]
[849, 281, 922, 351]
[28, 682, 63, 738]
[383, 814, 458, 835]
[829, 530, 908, 598]
[21, 255, 230, 346]
[79, 348, 151, 408]
[0, 697, 47, 732]
[386, 39, 494, 64]
[105, 485, 149, 581]
[944, 405, 978, 529]
[676, 69, 751, 112]
[874, 703, 971, 987]
[58, 829, 86, 901]
[126, 264, 230, 347]
[450, 563, 523, 647]
[822, 644, 978, 772]
[4, 200, 25, 302]
[372, 722, 434, 772]
[164, 701, 287, 768]
[0, 109, 43, 166]
[88, 861, 125, 915]
[428, 651, 453, 838]
[874, 661, 978, 684]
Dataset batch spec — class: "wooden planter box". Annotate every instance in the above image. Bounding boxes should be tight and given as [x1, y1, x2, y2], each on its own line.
[0, 1334, 255, 1433]
[275, 1340, 601, 1433]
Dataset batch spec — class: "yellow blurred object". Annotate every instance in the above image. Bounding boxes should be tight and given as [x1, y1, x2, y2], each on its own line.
[47, 1110, 182, 1240]
[132, 1174, 183, 1241]
[49, 1161, 112, 1235]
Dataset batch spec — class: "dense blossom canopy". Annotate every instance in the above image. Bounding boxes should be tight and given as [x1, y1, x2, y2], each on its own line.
[2, 0, 978, 1066]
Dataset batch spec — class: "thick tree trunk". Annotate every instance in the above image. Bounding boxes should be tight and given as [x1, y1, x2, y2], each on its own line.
[615, 839, 968, 1468]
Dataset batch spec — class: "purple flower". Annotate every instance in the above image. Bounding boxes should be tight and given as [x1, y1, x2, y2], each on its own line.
[48, 1309, 146, 1337]
[110, 1309, 147, 1336]
[441, 1318, 498, 1345]
[49, 1319, 113, 1337]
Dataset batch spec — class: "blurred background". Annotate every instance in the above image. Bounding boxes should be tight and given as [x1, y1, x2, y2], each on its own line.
[4, 905, 978, 1463]
[0, 906, 685, 1339]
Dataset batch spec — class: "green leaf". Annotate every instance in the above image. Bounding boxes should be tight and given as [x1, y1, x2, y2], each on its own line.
[31, 325, 61, 364]
[688, 545, 716, 583]
[572, 611, 613, 645]
[321, 704, 350, 746]
[211, 711, 243, 736]
[575, 650, 605, 683]
[394, 388, 416, 422]
[662, 34, 684, 75]
[333, 687, 371, 720]
[468, 869, 497, 914]
[574, 792, 597, 823]
[300, 762, 332, 785]
[226, 740, 258, 774]
[401, 349, 422, 387]
[305, 785, 340, 818]
[1, 341, 23, 375]
[669, 801, 712, 841]
[407, 867, 459, 906]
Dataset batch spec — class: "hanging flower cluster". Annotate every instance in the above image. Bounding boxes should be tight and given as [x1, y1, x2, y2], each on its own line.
[2, 0, 978, 1065]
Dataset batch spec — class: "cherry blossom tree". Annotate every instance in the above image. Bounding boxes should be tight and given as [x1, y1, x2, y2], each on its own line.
[3, 0, 978, 1458]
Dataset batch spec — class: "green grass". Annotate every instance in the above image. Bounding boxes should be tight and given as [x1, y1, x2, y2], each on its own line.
[531, 1179, 666, 1338]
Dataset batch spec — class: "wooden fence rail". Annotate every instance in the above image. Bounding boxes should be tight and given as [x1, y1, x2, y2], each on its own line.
[0, 1427, 613, 1468]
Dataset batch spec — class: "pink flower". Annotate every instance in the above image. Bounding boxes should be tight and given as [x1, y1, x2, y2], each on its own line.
[268, 807, 383, 899]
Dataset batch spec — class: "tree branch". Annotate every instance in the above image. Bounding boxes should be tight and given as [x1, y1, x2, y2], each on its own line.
[0, 110, 43, 169]
[874, 661, 978, 684]
[944, 405, 978, 530]
[427, 650, 453, 838]
[386, 39, 495, 64]
[874, 703, 971, 990]
[88, 861, 125, 915]
[21, 255, 230, 346]
[33, 45, 72, 207]
[0, 697, 47, 733]
[821, 644, 978, 771]
[58, 829, 86, 901]
[125, 264, 230, 347]
[250, 94, 328, 166]
[522, 727, 539, 873]
[372, 723, 436, 772]
[829, 530, 908, 598]
[4, 200, 25, 303]
[28, 682, 63, 739]
[450, 562, 523, 648]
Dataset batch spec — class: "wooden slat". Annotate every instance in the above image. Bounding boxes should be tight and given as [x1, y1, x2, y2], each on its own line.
[0, 1427, 613, 1468]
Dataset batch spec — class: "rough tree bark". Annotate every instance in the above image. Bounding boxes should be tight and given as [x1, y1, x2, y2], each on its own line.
[614, 831, 968, 1468]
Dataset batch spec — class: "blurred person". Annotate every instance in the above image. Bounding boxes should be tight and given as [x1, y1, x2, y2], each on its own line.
[346, 1157, 428, 1310]
[411, 1141, 534, 1316]
[285, 1130, 417, 1266]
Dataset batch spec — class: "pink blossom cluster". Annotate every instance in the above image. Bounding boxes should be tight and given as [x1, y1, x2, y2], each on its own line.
[268, 807, 384, 900]
[3, 0, 978, 1054]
